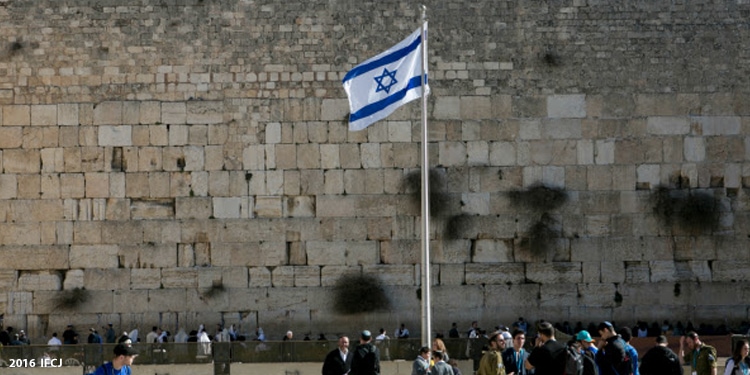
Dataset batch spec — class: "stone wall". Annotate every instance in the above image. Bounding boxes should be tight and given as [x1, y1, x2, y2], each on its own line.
[1, 0, 750, 341]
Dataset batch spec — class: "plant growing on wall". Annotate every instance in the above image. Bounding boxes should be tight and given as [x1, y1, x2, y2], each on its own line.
[332, 273, 390, 315]
[652, 186, 720, 234]
[509, 184, 568, 255]
[56, 287, 90, 309]
[402, 168, 450, 217]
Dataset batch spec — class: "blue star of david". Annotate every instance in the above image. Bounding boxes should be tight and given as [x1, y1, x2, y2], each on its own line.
[374, 68, 398, 94]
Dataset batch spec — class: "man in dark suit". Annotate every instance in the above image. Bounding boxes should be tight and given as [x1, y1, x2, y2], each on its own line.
[323, 335, 353, 375]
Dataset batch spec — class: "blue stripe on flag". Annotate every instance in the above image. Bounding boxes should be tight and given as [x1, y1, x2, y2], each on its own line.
[342, 35, 423, 83]
[349, 74, 427, 123]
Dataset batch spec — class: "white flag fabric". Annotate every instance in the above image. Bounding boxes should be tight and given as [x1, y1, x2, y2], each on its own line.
[342, 24, 429, 131]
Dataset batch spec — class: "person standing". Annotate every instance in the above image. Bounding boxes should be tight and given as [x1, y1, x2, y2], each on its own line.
[525, 322, 565, 375]
[412, 346, 431, 375]
[595, 321, 629, 375]
[47, 332, 62, 352]
[350, 330, 380, 375]
[432, 351, 453, 375]
[91, 343, 139, 375]
[679, 331, 717, 375]
[105, 323, 116, 344]
[478, 331, 507, 375]
[62, 325, 78, 345]
[639, 335, 682, 375]
[620, 327, 640, 375]
[502, 329, 530, 375]
[323, 336, 353, 375]
[723, 339, 750, 375]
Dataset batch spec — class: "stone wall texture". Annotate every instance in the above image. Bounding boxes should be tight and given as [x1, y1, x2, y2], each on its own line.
[1, 0, 750, 340]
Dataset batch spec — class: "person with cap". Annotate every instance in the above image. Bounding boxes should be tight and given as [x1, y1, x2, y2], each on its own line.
[525, 321, 565, 375]
[639, 335, 682, 375]
[323, 335, 353, 375]
[91, 343, 139, 375]
[412, 346, 431, 375]
[595, 321, 629, 375]
[577, 330, 598, 356]
[350, 330, 380, 375]
[502, 329, 530, 375]
[679, 331, 717, 375]
[478, 330, 507, 375]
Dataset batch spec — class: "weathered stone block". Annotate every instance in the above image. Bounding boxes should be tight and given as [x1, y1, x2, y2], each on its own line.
[283, 196, 315, 218]
[600, 261, 625, 283]
[31, 104, 57, 125]
[58, 103, 79, 126]
[526, 262, 582, 284]
[293, 266, 320, 287]
[130, 268, 161, 289]
[175, 197, 212, 219]
[539, 283, 578, 307]
[461, 96, 492, 119]
[3, 105, 30, 125]
[94, 101, 123, 125]
[70, 245, 119, 268]
[433, 96, 461, 119]
[465, 263, 525, 285]
[472, 239, 512, 263]
[254, 196, 282, 217]
[4, 149, 40, 173]
[0, 245, 68, 270]
[162, 102, 187, 124]
[187, 101, 223, 124]
[147, 289, 187, 312]
[18, 271, 61, 291]
[547, 94, 586, 119]
[84, 268, 130, 290]
[646, 117, 689, 135]
[249, 266, 272, 287]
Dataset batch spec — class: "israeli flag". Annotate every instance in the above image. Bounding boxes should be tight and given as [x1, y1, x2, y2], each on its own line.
[343, 24, 429, 131]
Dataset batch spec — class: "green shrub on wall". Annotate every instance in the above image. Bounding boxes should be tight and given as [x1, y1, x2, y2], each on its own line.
[333, 273, 390, 315]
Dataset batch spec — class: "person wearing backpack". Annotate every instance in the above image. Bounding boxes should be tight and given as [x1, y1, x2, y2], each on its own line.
[639, 335, 682, 375]
[564, 339, 585, 375]
[350, 330, 381, 375]
[595, 321, 630, 375]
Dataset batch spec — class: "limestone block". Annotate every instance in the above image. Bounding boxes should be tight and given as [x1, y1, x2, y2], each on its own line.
[526, 262, 582, 284]
[283, 196, 315, 218]
[249, 266, 272, 287]
[467, 141, 489, 165]
[465, 263, 525, 285]
[60, 269, 84, 290]
[319, 265, 356, 287]
[266, 170, 283, 194]
[684, 137, 705, 162]
[271, 266, 295, 287]
[219, 267, 248, 288]
[187, 101, 223, 124]
[360, 143, 380, 169]
[0, 245, 68, 270]
[692, 116, 741, 135]
[213, 196, 241, 219]
[254, 196, 282, 218]
[362, 264, 414, 286]
[160, 268, 198, 288]
[711, 261, 748, 282]
[58, 103, 79, 126]
[577, 283, 616, 307]
[320, 144, 340, 169]
[0, 127, 22, 149]
[600, 262, 625, 283]
[646, 116, 689, 135]
[649, 260, 677, 282]
[4, 149, 40, 173]
[130, 198, 174, 220]
[3, 105, 30, 125]
[321, 98, 348, 121]
[18, 270, 61, 291]
[489, 141, 516, 166]
[547, 94, 586, 118]
[147, 289, 187, 312]
[542, 119, 582, 139]
[339, 144, 361, 168]
[0, 174, 17, 199]
[539, 283, 578, 307]
[624, 261, 650, 283]
[84, 268, 130, 290]
[183, 146, 204, 171]
[386, 121, 411, 143]
[379, 239, 419, 265]
[169, 125, 189, 146]
[31, 104, 57, 125]
[293, 266, 320, 287]
[70, 245, 119, 268]
[438, 141, 466, 166]
[175, 197, 212, 219]
[437, 263, 465, 285]
[131, 268, 161, 289]
[111, 290, 149, 313]
[635, 164, 660, 190]
[472, 239, 512, 263]
[433, 96, 460, 120]
[98, 125, 132, 146]
[162, 102, 187, 124]
[93, 101, 123, 125]
[461, 96, 492, 119]
[0, 270, 16, 290]
[581, 261, 601, 283]
[10, 291, 33, 314]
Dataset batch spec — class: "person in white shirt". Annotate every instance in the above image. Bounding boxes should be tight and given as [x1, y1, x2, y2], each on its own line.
[47, 332, 62, 351]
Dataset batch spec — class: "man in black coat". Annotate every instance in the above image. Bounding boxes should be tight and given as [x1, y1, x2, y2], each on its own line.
[640, 335, 683, 375]
[323, 336, 353, 375]
[350, 330, 380, 375]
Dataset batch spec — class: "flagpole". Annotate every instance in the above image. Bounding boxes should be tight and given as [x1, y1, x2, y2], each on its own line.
[419, 4, 431, 348]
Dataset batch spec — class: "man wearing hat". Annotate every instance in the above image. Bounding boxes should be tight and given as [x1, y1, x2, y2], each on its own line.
[595, 321, 629, 375]
[640, 335, 682, 375]
[478, 331, 507, 375]
[92, 343, 139, 375]
[350, 330, 380, 375]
